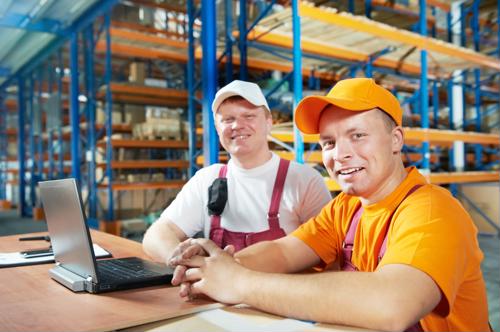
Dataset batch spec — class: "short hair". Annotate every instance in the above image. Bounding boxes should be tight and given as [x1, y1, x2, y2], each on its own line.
[217, 96, 270, 118]
[377, 108, 397, 132]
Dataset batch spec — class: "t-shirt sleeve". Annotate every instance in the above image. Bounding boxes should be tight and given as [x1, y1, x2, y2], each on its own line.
[379, 186, 478, 317]
[157, 169, 208, 237]
[297, 166, 332, 223]
[292, 199, 341, 266]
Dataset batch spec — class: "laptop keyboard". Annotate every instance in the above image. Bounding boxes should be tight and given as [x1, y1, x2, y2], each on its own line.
[97, 257, 162, 282]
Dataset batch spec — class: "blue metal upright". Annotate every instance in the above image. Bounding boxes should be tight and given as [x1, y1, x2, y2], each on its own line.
[201, 0, 219, 166]
[292, 0, 304, 164]
[0, 94, 6, 203]
[69, 32, 81, 185]
[225, 0, 233, 84]
[419, 0, 430, 172]
[471, 0, 483, 169]
[17, 76, 28, 216]
[187, 0, 199, 177]
[84, 24, 98, 228]
[104, 13, 114, 222]
[238, 0, 248, 80]
[57, 50, 64, 177]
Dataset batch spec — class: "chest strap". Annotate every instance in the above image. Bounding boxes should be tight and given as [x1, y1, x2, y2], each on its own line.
[342, 184, 423, 270]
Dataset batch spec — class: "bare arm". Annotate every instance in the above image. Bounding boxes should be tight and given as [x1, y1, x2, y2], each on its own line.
[142, 219, 188, 263]
[181, 239, 441, 332]
[235, 235, 321, 273]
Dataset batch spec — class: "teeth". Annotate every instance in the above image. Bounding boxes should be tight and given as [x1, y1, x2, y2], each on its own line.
[339, 167, 362, 175]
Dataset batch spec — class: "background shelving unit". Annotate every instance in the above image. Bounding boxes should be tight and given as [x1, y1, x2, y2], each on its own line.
[0, 0, 498, 237]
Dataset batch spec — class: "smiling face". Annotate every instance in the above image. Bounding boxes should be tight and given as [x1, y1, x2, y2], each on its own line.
[214, 97, 272, 168]
[318, 105, 406, 204]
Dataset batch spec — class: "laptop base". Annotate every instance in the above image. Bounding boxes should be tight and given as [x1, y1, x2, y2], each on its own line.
[49, 265, 89, 292]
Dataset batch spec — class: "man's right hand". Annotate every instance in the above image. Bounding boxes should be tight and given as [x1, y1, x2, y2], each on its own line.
[168, 239, 235, 299]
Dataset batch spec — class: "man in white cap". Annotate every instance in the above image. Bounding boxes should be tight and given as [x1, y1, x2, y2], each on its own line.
[143, 80, 331, 263]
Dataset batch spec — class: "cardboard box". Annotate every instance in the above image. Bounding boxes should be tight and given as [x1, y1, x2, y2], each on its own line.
[459, 183, 499, 235]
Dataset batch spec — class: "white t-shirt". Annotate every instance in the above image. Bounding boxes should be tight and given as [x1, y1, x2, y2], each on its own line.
[159, 152, 332, 237]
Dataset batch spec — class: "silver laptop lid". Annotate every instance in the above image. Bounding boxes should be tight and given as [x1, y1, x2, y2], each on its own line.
[39, 178, 98, 282]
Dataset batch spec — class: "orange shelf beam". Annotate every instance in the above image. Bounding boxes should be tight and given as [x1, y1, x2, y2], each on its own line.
[270, 128, 500, 146]
[109, 27, 188, 49]
[100, 180, 186, 191]
[428, 171, 499, 184]
[299, 3, 500, 71]
[97, 139, 192, 149]
[247, 28, 423, 76]
[97, 160, 189, 169]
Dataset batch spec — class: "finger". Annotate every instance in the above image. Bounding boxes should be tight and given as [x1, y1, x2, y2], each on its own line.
[171, 254, 207, 268]
[179, 282, 191, 298]
[223, 244, 236, 256]
[192, 238, 224, 256]
[171, 265, 187, 286]
[168, 239, 193, 264]
[184, 267, 201, 282]
[181, 244, 206, 260]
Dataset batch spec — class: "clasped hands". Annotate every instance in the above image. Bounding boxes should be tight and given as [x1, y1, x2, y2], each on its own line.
[167, 238, 245, 304]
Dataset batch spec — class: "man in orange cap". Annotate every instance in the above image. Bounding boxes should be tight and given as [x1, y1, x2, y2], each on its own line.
[168, 78, 490, 331]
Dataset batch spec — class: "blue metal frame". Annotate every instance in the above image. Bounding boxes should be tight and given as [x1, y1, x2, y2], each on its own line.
[238, 0, 248, 80]
[0, 94, 6, 202]
[69, 32, 81, 185]
[419, 0, 430, 173]
[224, 0, 233, 84]
[103, 13, 114, 222]
[84, 24, 98, 229]
[292, 0, 304, 164]
[187, 0, 199, 177]
[17, 76, 28, 216]
[201, 0, 219, 166]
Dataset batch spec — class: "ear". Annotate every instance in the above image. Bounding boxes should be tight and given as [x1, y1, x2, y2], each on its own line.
[265, 114, 273, 133]
[391, 126, 404, 154]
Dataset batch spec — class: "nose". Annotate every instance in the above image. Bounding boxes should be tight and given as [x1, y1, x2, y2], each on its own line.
[231, 116, 245, 130]
[332, 140, 352, 162]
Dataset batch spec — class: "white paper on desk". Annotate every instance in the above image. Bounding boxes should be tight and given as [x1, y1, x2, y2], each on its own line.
[196, 304, 316, 332]
[0, 243, 111, 267]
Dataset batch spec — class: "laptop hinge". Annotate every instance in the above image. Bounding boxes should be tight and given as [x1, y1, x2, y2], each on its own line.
[49, 265, 89, 292]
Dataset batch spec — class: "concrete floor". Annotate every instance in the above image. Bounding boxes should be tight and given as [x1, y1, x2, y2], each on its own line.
[0, 209, 498, 329]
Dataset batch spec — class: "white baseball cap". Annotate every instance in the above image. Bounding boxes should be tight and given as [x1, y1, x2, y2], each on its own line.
[211, 80, 270, 114]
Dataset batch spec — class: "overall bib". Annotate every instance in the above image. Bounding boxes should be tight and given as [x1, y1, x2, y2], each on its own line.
[341, 185, 423, 332]
[209, 159, 290, 252]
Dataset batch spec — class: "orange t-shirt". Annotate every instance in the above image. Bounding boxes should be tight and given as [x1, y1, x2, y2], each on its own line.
[292, 167, 489, 331]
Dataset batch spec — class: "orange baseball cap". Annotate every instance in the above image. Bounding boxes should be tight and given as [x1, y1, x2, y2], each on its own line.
[294, 78, 403, 134]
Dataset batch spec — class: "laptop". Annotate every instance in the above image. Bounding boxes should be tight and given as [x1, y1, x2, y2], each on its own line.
[39, 178, 173, 293]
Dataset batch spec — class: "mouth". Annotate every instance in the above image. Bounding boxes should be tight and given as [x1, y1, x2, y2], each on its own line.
[336, 167, 364, 176]
[231, 134, 250, 141]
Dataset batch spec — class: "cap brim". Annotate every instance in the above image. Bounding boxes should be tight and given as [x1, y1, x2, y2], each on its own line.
[294, 95, 376, 134]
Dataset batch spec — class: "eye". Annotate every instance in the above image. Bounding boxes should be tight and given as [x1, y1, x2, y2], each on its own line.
[352, 133, 366, 140]
[244, 114, 256, 120]
[321, 140, 335, 150]
[221, 117, 234, 124]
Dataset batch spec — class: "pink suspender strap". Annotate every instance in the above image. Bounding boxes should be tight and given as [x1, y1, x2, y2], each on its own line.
[342, 184, 423, 270]
[378, 184, 423, 261]
[209, 165, 228, 230]
[267, 159, 290, 228]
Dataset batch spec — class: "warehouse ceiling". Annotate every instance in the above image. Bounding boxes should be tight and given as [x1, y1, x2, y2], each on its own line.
[0, 0, 116, 88]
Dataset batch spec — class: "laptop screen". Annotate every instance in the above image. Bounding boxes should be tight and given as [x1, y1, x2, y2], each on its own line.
[39, 179, 98, 282]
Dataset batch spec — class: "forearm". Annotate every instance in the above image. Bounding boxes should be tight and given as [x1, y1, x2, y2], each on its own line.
[235, 236, 320, 273]
[142, 221, 185, 263]
[237, 269, 427, 332]
[235, 241, 290, 273]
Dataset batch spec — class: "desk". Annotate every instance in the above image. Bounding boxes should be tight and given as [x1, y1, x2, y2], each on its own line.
[125, 304, 369, 332]
[0, 231, 221, 332]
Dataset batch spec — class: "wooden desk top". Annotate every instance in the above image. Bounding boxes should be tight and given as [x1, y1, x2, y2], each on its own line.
[0, 231, 222, 332]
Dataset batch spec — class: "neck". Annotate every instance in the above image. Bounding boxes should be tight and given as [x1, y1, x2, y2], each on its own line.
[359, 161, 408, 206]
[232, 150, 272, 169]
